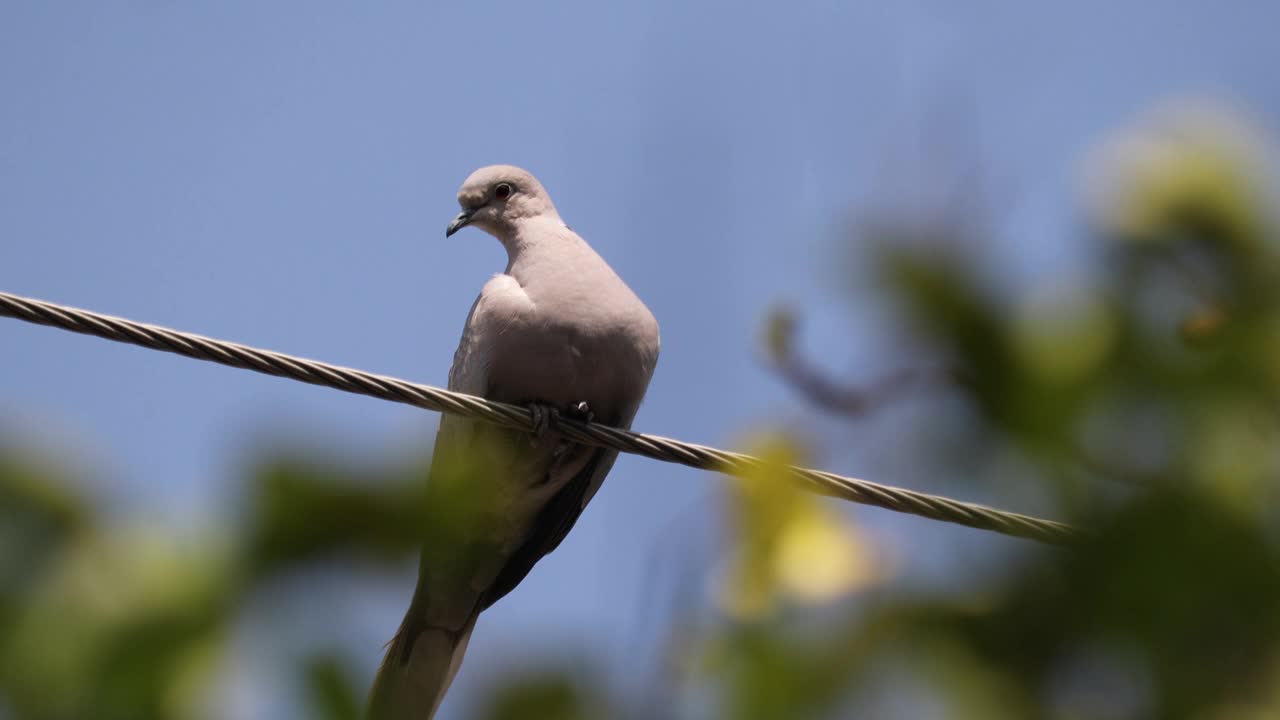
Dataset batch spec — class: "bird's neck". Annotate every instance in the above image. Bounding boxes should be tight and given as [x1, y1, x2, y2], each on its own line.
[500, 215, 574, 268]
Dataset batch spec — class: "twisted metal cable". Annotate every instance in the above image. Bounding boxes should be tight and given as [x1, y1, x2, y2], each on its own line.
[0, 290, 1080, 544]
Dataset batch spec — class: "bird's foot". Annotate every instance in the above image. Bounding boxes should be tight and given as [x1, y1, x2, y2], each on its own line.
[526, 401, 594, 447]
[527, 403, 560, 441]
[565, 401, 594, 424]
[549, 401, 594, 462]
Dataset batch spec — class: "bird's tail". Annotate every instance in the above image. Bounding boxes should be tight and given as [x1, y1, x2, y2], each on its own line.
[367, 609, 479, 720]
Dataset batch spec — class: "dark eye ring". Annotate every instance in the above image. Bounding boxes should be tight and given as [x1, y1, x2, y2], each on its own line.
[494, 183, 513, 201]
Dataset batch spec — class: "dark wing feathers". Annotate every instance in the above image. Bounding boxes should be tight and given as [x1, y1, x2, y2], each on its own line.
[479, 446, 618, 611]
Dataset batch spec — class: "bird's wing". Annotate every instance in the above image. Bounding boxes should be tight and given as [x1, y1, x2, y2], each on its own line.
[480, 443, 620, 611]
[370, 282, 525, 719]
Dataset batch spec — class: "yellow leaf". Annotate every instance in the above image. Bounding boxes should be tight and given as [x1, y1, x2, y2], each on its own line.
[718, 431, 887, 619]
[1081, 98, 1278, 248]
[773, 507, 880, 603]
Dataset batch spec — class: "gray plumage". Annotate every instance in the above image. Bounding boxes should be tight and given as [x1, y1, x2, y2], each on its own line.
[368, 166, 660, 719]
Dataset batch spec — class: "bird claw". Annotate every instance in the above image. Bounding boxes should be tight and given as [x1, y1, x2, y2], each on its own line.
[526, 401, 593, 446]
[527, 403, 559, 441]
[567, 401, 594, 424]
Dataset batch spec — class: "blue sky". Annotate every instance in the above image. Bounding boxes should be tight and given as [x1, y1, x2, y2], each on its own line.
[1, 2, 1276, 717]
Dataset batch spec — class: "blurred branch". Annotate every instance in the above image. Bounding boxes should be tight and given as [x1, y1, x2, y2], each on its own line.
[778, 363, 953, 418]
[765, 305, 954, 418]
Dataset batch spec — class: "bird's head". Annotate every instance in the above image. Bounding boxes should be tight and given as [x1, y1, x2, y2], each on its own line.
[446, 165, 560, 239]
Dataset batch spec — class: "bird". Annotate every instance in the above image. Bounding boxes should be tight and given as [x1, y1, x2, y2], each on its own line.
[367, 165, 661, 719]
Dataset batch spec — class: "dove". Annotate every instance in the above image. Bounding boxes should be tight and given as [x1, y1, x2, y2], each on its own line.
[368, 165, 660, 719]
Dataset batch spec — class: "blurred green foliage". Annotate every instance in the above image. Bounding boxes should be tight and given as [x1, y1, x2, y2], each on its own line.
[3, 99, 1280, 719]
[0, 452, 422, 720]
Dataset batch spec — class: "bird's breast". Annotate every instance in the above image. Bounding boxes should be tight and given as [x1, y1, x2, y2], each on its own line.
[484, 306, 648, 419]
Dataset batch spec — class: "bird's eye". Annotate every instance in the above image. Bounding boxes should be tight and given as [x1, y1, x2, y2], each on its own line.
[494, 183, 513, 201]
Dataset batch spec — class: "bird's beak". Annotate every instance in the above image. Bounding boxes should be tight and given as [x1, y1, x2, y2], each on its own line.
[445, 209, 474, 238]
